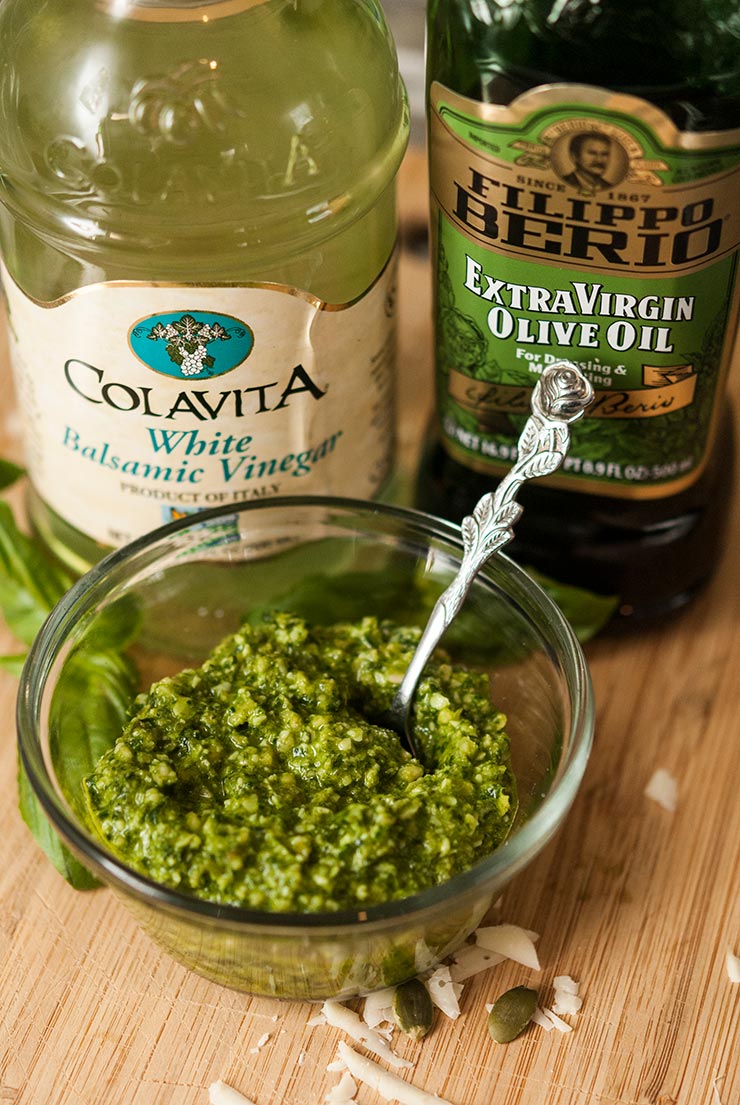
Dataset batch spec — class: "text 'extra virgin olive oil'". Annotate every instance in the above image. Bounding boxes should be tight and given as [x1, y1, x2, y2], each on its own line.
[0, 0, 409, 575]
[419, 0, 740, 619]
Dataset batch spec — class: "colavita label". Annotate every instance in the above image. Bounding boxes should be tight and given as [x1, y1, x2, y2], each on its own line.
[2, 258, 397, 546]
[429, 83, 740, 498]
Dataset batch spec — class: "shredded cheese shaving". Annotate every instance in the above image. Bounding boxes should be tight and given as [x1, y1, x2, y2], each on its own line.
[321, 1001, 412, 1069]
[551, 975, 582, 1015]
[337, 1042, 456, 1105]
[249, 1032, 271, 1054]
[325, 1070, 358, 1103]
[531, 1006, 555, 1031]
[540, 1007, 572, 1033]
[448, 943, 505, 982]
[208, 1080, 258, 1105]
[414, 939, 438, 974]
[644, 768, 678, 811]
[425, 966, 463, 1019]
[552, 975, 579, 995]
[474, 924, 540, 970]
[726, 947, 740, 983]
[363, 987, 396, 1028]
[551, 992, 582, 1015]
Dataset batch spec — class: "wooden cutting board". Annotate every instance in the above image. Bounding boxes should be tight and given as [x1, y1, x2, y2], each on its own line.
[1, 150, 739, 1105]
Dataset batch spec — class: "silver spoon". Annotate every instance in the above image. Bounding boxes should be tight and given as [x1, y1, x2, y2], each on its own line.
[385, 359, 594, 759]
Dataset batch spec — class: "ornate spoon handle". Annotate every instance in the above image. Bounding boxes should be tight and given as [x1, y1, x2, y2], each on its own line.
[390, 360, 594, 747]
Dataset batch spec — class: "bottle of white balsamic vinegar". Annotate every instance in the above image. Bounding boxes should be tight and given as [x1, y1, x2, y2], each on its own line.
[419, 0, 740, 619]
[0, 0, 409, 574]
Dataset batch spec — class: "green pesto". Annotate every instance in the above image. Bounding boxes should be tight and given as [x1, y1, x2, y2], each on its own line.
[83, 613, 516, 913]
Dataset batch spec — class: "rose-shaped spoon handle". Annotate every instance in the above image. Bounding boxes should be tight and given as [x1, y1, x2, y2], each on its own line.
[386, 360, 594, 758]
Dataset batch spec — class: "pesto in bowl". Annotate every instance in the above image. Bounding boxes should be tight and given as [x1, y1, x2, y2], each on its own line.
[83, 612, 516, 913]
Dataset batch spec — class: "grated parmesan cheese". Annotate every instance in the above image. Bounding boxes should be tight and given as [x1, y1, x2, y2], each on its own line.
[474, 924, 540, 970]
[726, 947, 740, 983]
[551, 975, 582, 1016]
[551, 992, 583, 1016]
[208, 1080, 258, 1105]
[644, 768, 678, 811]
[363, 987, 396, 1029]
[321, 1001, 413, 1069]
[448, 942, 505, 983]
[337, 1042, 456, 1105]
[249, 1032, 271, 1054]
[414, 939, 438, 974]
[425, 966, 463, 1020]
[531, 1006, 555, 1031]
[325, 1070, 358, 1103]
[540, 1007, 573, 1033]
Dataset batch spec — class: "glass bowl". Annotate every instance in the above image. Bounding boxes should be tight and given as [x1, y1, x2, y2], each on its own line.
[17, 496, 594, 1001]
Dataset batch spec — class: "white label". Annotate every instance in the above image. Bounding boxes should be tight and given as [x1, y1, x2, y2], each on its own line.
[3, 259, 397, 546]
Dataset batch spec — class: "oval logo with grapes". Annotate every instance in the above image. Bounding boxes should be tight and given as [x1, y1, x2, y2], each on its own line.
[129, 311, 254, 379]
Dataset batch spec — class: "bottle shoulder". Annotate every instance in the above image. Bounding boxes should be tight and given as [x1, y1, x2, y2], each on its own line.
[0, 0, 409, 246]
[426, 0, 740, 131]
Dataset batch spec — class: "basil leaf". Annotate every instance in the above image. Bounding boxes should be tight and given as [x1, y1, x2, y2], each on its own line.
[0, 653, 27, 677]
[0, 489, 141, 889]
[527, 568, 617, 642]
[249, 566, 431, 628]
[16, 643, 139, 890]
[0, 500, 72, 644]
[51, 647, 139, 820]
[79, 593, 143, 653]
[0, 458, 24, 492]
[15, 643, 138, 892]
[17, 753, 100, 890]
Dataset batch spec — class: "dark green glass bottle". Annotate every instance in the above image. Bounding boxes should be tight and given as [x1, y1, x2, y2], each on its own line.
[419, 0, 740, 618]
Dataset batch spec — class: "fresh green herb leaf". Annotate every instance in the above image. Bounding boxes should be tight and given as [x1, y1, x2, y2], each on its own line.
[0, 653, 27, 677]
[0, 500, 72, 644]
[527, 568, 617, 642]
[248, 566, 429, 628]
[51, 646, 139, 820]
[0, 488, 141, 890]
[77, 593, 143, 653]
[0, 458, 24, 492]
[17, 752, 100, 889]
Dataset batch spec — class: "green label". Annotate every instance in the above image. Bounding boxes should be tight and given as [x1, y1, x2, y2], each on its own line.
[429, 83, 740, 498]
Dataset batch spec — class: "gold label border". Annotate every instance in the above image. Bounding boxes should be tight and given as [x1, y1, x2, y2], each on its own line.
[431, 82, 740, 152]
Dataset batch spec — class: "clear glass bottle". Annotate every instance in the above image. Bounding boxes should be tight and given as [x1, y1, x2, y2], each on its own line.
[420, 0, 740, 618]
[0, 0, 409, 574]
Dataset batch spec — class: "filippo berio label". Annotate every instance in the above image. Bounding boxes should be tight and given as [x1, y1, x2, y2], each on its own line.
[429, 83, 740, 498]
[3, 260, 397, 546]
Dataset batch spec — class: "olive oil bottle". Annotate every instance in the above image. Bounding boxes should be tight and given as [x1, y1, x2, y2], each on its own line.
[0, 0, 408, 574]
[420, 0, 740, 618]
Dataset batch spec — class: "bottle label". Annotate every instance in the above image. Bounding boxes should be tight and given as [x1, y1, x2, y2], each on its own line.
[2, 257, 397, 546]
[429, 83, 740, 498]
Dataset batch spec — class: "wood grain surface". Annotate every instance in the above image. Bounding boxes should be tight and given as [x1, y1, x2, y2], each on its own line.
[1, 150, 739, 1105]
